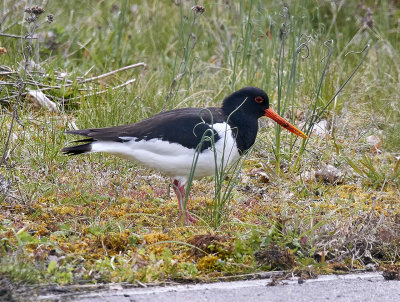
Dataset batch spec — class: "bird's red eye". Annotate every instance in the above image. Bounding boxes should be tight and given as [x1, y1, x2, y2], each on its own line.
[255, 96, 264, 103]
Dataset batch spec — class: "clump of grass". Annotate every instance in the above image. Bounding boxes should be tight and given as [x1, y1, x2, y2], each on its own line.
[345, 155, 400, 189]
[0, 255, 42, 284]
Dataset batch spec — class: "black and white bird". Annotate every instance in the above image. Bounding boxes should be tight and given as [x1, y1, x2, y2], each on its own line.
[62, 87, 307, 225]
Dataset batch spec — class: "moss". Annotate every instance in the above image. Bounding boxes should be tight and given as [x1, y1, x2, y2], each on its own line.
[197, 255, 219, 271]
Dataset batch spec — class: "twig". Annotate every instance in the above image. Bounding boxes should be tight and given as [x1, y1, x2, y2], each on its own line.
[79, 62, 146, 84]
[0, 81, 18, 86]
[0, 93, 24, 103]
[59, 78, 136, 103]
[0, 61, 146, 104]
[0, 32, 38, 39]
[0, 71, 17, 76]
[31, 62, 145, 89]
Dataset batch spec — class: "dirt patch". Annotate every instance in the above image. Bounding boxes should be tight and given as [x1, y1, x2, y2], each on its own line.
[187, 234, 232, 258]
[254, 244, 296, 270]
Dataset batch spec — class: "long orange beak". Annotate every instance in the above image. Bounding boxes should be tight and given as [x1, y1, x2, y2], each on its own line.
[265, 108, 308, 139]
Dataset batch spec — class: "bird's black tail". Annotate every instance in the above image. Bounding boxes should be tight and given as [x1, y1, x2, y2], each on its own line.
[62, 130, 94, 155]
[62, 142, 92, 155]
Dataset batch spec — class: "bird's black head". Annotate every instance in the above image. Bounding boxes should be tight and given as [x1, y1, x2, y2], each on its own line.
[221, 86, 308, 140]
[221, 87, 269, 119]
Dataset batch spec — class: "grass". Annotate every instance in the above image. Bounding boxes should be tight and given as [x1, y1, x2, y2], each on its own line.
[1, 0, 400, 288]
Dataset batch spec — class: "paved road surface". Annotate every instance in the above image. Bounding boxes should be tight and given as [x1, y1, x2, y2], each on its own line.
[36, 272, 400, 302]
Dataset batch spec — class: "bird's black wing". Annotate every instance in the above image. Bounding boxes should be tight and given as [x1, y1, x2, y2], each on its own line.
[64, 107, 227, 152]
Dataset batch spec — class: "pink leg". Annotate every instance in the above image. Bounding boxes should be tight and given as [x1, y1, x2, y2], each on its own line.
[172, 179, 196, 225]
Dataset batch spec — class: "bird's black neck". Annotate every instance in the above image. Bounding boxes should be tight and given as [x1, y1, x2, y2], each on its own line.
[225, 111, 259, 155]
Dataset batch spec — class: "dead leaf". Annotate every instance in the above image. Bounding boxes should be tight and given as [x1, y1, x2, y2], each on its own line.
[265, 29, 272, 40]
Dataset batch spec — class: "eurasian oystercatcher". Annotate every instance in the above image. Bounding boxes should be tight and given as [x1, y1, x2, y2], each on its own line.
[62, 87, 307, 225]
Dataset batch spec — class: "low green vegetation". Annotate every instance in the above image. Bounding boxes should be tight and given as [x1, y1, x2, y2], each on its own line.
[0, 0, 399, 286]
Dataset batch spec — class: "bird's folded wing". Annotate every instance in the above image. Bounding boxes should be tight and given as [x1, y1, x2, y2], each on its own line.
[65, 107, 227, 152]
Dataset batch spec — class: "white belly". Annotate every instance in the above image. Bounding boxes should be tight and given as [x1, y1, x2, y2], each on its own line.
[90, 122, 240, 185]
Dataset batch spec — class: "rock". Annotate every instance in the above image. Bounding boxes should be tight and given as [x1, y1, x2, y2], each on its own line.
[315, 165, 344, 184]
[366, 135, 382, 154]
[365, 263, 377, 272]
[247, 168, 270, 184]
[312, 120, 329, 137]
[26, 90, 58, 112]
[382, 265, 400, 280]
[301, 169, 316, 182]
[296, 109, 305, 121]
